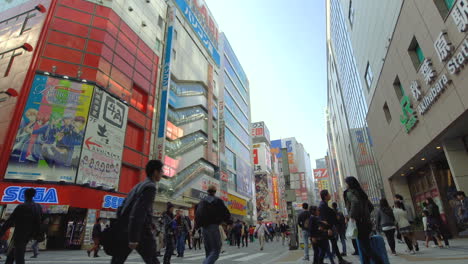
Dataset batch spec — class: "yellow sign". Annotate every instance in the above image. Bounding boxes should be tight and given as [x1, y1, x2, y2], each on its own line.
[227, 194, 247, 216]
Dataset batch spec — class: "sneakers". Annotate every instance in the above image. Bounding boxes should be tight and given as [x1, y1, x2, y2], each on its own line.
[410, 250, 416, 255]
[303, 257, 310, 261]
[392, 251, 397, 256]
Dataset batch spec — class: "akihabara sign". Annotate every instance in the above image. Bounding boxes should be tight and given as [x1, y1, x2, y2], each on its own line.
[401, 1, 468, 133]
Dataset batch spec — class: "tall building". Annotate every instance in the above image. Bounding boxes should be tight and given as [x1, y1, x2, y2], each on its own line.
[0, 0, 167, 249]
[366, 0, 468, 236]
[325, 0, 388, 205]
[218, 33, 254, 221]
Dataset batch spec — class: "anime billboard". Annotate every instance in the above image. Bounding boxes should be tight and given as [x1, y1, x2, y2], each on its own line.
[6, 75, 93, 182]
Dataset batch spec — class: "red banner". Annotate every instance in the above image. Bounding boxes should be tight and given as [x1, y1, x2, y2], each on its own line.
[313, 168, 328, 179]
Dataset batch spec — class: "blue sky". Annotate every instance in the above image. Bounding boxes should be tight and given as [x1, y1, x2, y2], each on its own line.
[206, 0, 328, 167]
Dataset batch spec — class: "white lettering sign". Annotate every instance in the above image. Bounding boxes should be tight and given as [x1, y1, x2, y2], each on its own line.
[451, 0, 468, 32]
[410, 80, 422, 101]
[419, 58, 436, 85]
[434, 31, 454, 62]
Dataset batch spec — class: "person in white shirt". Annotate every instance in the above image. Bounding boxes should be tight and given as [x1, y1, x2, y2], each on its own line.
[393, 201, 417, 254]
[254, 219, 270, 251]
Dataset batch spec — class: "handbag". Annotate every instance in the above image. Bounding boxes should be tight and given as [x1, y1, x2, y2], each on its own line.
[346, 219, 358, 239]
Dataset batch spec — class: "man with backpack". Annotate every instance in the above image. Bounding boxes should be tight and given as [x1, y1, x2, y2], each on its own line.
[195, 185, 232, 264]
[319, 190, 351, 264]
[297, 203, 311, 261]
[109, 160, 163, 264]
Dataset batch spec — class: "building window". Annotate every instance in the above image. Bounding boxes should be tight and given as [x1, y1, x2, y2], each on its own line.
[383, 102, 392, 124]
[131, 84, 148, 113]
[364, 62, 373, 90]
[393, 76, 404, 101]
[408, 37, 424, 69]
[157, 15, 163, 28]
[155, 38, 162, 51]
[172, 49, 176, 60]
[125, 122, 144, 152]
[434, 0, 456, 18]
[174, 29, 178, 40]
[348, 0, 355, 27]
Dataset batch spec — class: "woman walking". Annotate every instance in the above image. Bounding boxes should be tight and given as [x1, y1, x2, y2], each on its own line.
[426, 198, 450, 247]
[344, 176, 384, 264]
[376, 199, 397, 255]
[393, 201, 418, 254]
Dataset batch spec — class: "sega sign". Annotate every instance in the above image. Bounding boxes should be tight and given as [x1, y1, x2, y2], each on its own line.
[1, 186, 58, 204]
[102, 195, 124, 210]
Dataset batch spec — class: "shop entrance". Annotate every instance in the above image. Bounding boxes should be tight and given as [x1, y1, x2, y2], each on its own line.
[46, 207, 87, 249]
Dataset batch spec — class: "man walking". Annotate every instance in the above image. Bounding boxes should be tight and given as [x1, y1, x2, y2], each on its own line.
[175, 210, 189, 257]
[87, 218, 103, 258]
[254, 219, 270, 250]
[111, 160, 163, 264]
[195, 185, 232, 264]
[319, 190, 351, 264]
[279, 220, 289, 246]
[163, 203, 176, 264]
[0, 188, 42, 264]
[332, 202, 347, 256]
[232, 220, 242, 248]
[297, 203, 311, 261]
[242, 222, 249, 247]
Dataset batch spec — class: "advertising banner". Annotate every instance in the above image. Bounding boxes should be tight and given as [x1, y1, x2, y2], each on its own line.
[272, 176, 279, 209]
[227, 193, 247, 216]
[270, 139, 297, 172]
[236, 157, 252, 197]
[76, 88, 128, 189]
[313, 168, 329, 179]
[252, 143, 271, 173]
[251, 122, 270, 144]
[6, 75, 93, 182]
[255, 173, 271, 219]
[353, 128, 374, 166]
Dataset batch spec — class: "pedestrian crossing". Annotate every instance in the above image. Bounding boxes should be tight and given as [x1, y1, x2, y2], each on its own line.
[172, 251, 268, 263]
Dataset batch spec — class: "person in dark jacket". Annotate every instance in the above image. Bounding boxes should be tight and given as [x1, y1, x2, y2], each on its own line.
[195, 185, 232, 264]
[332, 202, 347, 257]
[309, 205, 334, 264]
[111, 160, 163, 264]
[376, 198, 396, 255]
[0, 188, 42, 264]
[297, 203, 311, 261]
[87, 218, 103, 257]
[426, 197, 450, 247]
[232, 220, 242, 248]
[175, 210, 190, 257]
[319, 190, 350, 264]
[344, 176, 383, 264]
[162, 203, 176, 264]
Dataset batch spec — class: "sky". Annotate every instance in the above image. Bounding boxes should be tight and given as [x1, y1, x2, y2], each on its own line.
[205, 0, 328, 167]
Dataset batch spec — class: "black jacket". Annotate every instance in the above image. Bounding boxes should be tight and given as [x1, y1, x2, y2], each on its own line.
[297, 210, 311, 229]
[319, 201, 337, 228]
[279, 223, 288, 232]
[195, 195, 231, 228]
[308, 215, 326, 239]
[92, 223, 102, 239]
[117, 178, 157, 243]
[162, 211, 175, 237]
[0, 201, 41, 244]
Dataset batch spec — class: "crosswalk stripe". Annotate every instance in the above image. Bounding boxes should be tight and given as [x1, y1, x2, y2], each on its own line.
[184, 255, 207, 261]
[217, 252, 248, 260]
[234, 252, 267, 261]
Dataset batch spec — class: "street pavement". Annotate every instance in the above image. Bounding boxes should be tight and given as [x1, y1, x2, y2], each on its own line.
[14, 237, 468, 263]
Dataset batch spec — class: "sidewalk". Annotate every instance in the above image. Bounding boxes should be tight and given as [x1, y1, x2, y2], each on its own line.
[274, 238, 468, 264]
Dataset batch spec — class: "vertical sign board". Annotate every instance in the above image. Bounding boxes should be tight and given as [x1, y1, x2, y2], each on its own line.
[6, 75, 93, 182]
[156, 7, 175, 161]
[76, 88, 128, 189]
[314, 169, 330, 193]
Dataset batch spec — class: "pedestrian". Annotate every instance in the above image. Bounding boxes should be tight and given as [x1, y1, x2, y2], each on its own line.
[426, 197, 450, 247]
[87, 218, 103, 258]
[163, 202, 176, 264]
[192, 227, 202, 250]
[274, 223, 281, 242]
[254, 218, 270, 250]
[249, 225, 255, 242]
[242, 222, 249, 247]
[232, 220, 242, 248]
[376, 198, 397, 255]
[297, 203, 311, 261]
[195, 185, 232, 264]
[394, 194, 414, 244]
[319, 190, 351, 264]
[175, 210, 189, 257]
[393, 201, 417, 254]
[332, 202, 347, 257]
[422, 210, 443, 248]
[279, 220, 288, 246]
[267, 224, 275, 242]
[344, 176, 383, 264]
[309, 205, 335, 264]
[455, 191, 468, 225]
[184, 213, 193, 250]
[0, 188, 42, 264]
[110, 160, 163, 264]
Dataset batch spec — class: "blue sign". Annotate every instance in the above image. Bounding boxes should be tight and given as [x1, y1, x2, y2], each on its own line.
[175, 0, 220, 66]
[102, 195, 124, 209]
[1, 186, 58, 204]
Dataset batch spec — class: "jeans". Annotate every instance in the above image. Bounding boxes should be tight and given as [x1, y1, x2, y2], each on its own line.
[242, 235, 248, 247]
[383, 229, 396, 253]
[176, 233, 186, 256]
[0, 239, 8, 254]
[302, 230, 309, 259]
[338, 232, 347, 255]
[163, 235, 174, 264]
[31, 240, 39, 256]
[202, 224, 222, 264]
[357, 221, 383, 264]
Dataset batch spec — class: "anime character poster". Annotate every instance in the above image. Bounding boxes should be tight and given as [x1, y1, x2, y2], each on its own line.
[76, 88, 128, 189]
[255, 173, 272, 219]
[6, 75, 93, 182]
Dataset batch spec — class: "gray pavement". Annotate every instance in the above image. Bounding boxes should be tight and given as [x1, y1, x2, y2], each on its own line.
[12, 237, 468, 263]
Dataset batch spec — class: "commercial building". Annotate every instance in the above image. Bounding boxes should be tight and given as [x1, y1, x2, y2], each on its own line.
[325, 0, 387, 205]
[366, 0, 468, 236]
[0, 0, 167, 249]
